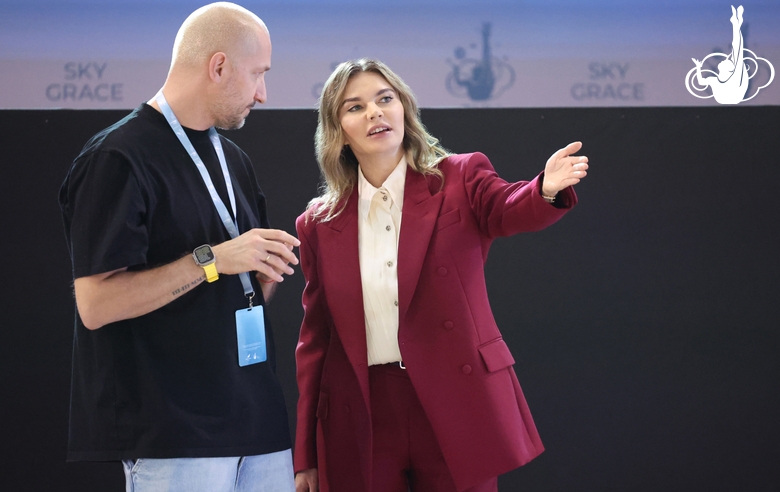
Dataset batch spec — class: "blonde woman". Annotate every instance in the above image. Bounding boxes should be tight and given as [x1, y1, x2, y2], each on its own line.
[294, 59, 588, 492]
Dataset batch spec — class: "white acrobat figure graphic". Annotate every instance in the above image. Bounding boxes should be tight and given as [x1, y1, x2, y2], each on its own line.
[685, 5, 774, 104]
[692, 5, 747, 104]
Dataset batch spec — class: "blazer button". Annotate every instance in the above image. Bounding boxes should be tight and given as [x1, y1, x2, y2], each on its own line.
[437, 267, 448, 276]
[462, 365, 472, 375]
[344, 405, 351, 414]
[443, 321, 454, 330]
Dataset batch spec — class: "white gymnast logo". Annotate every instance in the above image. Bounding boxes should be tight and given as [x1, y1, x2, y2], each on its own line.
[685, 5, 774, 104]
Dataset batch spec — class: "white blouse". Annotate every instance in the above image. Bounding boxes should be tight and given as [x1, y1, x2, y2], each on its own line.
[357, 156, 407, 366]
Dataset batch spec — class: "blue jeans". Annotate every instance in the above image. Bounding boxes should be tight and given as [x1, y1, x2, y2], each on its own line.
[122, 449, 295, 492]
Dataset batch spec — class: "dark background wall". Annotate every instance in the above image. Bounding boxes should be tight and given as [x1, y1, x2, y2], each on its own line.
[1, 106, 778, 491]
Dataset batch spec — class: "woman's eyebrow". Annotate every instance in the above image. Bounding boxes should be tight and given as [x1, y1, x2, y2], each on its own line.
[341, 88, 395, 107]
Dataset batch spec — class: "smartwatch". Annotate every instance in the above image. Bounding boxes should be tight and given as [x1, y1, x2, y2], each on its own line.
[193, 244, 219, 283]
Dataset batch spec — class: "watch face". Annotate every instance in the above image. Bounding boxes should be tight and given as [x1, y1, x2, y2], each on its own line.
[194, 245, 214, 264]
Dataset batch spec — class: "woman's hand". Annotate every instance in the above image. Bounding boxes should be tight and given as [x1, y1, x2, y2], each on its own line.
[295, 468, 319, 492]
[542, 141, 589, 197]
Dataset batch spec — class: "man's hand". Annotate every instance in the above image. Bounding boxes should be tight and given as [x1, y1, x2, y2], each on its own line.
[73, 228, 300, 330]
[541, 141, 589, 197]
[212, 228, 300, 283]
[295, 468, 318, 492]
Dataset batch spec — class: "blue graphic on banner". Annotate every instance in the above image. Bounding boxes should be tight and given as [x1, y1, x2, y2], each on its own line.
[446, 23, 515, 102]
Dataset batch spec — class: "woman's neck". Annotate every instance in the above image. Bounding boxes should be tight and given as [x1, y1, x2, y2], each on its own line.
[357, 149, 405, 188]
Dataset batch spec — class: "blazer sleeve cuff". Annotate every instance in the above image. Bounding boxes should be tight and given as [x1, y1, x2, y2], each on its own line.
[537, 172, 578, 209]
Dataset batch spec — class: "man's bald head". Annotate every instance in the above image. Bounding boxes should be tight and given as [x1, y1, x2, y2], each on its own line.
[171, 2, 268, 70]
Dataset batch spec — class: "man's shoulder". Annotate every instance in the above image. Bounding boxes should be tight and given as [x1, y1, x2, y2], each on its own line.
[217, 133, 253, 167]
[75, 104, 163, 162]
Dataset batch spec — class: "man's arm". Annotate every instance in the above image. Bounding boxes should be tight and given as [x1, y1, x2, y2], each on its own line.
[75, 228, 300, 330]
[75, 257, 203, 330]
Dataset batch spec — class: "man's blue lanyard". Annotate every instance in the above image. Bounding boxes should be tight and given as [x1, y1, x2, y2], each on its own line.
[155, 91, 254, 301]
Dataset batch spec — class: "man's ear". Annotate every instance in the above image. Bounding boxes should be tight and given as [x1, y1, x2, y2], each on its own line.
[208, 52, 228, 82]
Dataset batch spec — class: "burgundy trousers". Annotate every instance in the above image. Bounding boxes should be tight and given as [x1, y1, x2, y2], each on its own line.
[369, 363, 498, 492]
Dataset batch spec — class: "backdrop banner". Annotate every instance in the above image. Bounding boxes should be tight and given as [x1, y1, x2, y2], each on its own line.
[1, 0, 778, 109]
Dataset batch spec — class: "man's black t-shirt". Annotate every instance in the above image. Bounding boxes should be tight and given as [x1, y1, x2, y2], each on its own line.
[59, 104, 291, 461]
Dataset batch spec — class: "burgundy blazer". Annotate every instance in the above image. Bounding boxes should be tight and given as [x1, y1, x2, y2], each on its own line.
[294, 152, 577, 491]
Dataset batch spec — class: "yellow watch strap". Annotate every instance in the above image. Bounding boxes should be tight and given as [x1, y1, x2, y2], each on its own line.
[203, 263, 219, 283]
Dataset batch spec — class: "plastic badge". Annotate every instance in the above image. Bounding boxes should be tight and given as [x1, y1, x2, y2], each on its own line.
[235, 305, 267, 367]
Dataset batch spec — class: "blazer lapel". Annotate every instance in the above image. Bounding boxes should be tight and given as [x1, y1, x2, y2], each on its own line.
[398, 170, 443, 322]
[319, 188, 371, 407]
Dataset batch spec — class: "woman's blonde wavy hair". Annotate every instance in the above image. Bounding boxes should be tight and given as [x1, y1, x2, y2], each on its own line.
[307, 58, 449, 222]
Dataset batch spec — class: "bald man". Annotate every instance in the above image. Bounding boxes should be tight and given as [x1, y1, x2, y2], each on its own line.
[59, 3, 297, 491]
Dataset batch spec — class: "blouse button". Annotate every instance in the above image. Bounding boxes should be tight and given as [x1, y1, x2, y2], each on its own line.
[386, 225, 391, 231]
[443, 321, 454, 330]
[387, 261, 393, 267]
[462, 365, 472, 375]
[382, 195, 388, 201]
[437, 267, 448, 276]
[394, 300, 398, 306]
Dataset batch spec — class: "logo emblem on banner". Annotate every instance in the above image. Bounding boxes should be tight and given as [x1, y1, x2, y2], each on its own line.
[446, 23, 515, 102]
[685, 5, 774, 104]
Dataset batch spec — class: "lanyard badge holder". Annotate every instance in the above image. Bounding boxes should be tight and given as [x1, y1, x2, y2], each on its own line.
[156, 91, 266, 367]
